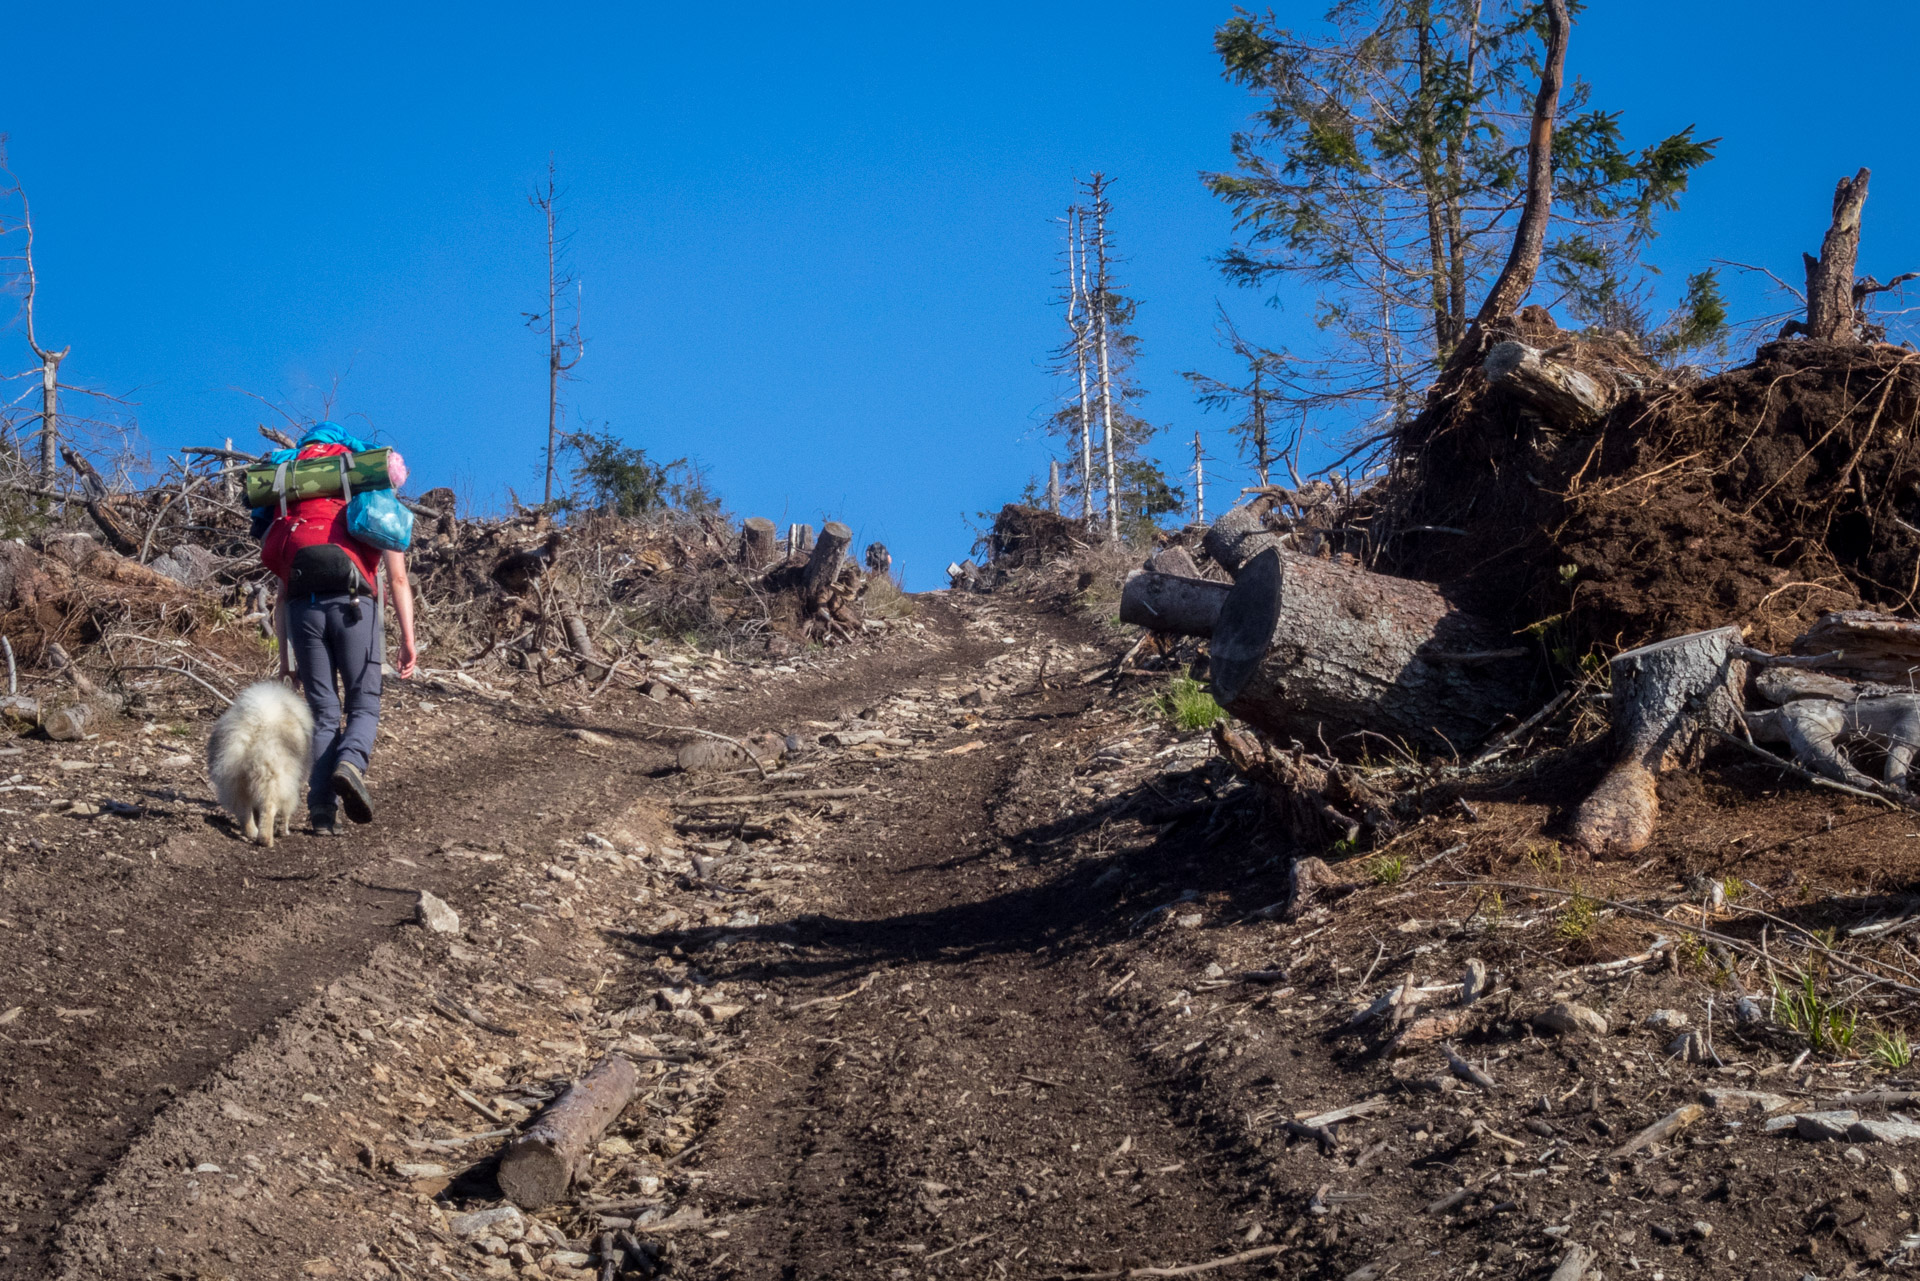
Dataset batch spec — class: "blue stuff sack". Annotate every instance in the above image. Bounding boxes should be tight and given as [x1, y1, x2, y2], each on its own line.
[347, 487, 413, 553]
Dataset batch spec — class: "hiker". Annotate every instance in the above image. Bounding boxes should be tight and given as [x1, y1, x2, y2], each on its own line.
[257, 423, 418, 834]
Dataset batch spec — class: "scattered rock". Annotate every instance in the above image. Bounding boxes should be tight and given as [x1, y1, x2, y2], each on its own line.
[820, 728, 886, 747]
[1666, 1030, 1713, 1064]
[416, 891, 460, 934]
[1700, 1088, 1791, 1115]
[393, 1163, 447, 1179]
[1796, 1110, 1862, 1141]
[1851, 1119, 1920, 1144]
[1643, 1008, 1689, 1031]
[567, 728, 615, 748]
[1460, 958, 1491, 1003]
[676, 738, 744, 771]
[448, 1206, 526, 1240]
[1532, 1002, 1608, 1037]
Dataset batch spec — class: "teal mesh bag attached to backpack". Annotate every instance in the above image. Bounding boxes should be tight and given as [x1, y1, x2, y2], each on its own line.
[347, 487, 413, 552]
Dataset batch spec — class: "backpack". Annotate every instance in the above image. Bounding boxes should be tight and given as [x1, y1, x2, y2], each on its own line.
[252, 425, 413, 573]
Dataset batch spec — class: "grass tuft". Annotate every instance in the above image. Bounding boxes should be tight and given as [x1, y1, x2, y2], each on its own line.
[1775, 972, 1859, 1054]
[1871, 1027, 1914, 1071]
[1367, 853, 1407, 886]
[1155, 676, 1226, 733]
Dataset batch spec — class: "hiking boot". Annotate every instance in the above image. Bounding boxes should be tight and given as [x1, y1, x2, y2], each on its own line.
[309, 810, 341, 837]
[331, 761, 374, 825]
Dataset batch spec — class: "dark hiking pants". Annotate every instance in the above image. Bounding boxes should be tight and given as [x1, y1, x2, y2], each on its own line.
[288, 593, 383, 817]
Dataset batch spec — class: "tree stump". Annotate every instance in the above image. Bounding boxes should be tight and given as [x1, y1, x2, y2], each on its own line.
[1483, 341, 1617, 426]
[1803, 169, 1871, 343]
[788, 524, 814, 557]
[1119, 569, 1229, 636]
[497, 1054, 640, 1209]
[1148, 545, 1202, 578]
[1569, 627, 1745, 857]
[803, 521, 853, 609]
[739, 517, 777, 569]
[1208, 547, 1533, 754]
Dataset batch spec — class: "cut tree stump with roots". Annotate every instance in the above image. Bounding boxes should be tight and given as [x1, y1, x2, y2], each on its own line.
[497, 1054, 641, 1209]
[1569, 626, 1745, 857]
[1207, 546, 1533, 755]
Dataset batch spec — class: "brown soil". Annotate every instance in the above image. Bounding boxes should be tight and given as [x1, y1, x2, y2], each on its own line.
[12, 588, 1920, 1280]
[1388, 337, 1920, 656]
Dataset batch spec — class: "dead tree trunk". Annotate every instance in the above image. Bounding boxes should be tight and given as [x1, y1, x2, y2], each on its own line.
[788, 524, 814, 558]
[1483, 342, 1617, 426]
[739, 517, 777, 569]
[497, 1054, 639, 1209]
[1569, 627, 1745, 857]
[1120, 569, 1229, 636]
[1208, 547, 1532, 754]
[803, 521, 852, 608]
[1804, 168, 1871, 343]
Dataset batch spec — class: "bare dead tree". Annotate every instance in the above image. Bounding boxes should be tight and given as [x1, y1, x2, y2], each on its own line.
[1063, 205, 1096, 518]
[527, 157, 583, 507]
[1, 143, 70, 480]
[1088, 173, 1119, 541]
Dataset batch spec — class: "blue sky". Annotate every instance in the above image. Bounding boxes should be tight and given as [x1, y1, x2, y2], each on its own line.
[5, 2, 1920, 587]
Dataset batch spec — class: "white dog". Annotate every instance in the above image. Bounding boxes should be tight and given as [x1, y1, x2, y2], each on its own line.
[207, 681, 313, 847]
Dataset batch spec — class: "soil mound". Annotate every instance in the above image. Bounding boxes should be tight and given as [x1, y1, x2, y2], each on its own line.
[1385, 334, 1920, 654]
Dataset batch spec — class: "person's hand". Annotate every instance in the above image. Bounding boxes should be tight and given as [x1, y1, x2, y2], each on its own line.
[396, 638, 418, 680]
[280, 667, 302, 694]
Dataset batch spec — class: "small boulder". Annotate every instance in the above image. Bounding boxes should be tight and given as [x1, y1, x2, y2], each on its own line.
[416, 891, 460, 934]
[1700, 1088, 1790, 1116]
[1532, 1002, 1608, 1037]
[1460, 958, 1492, 1004]
[1643, 1008, 1689, 1031]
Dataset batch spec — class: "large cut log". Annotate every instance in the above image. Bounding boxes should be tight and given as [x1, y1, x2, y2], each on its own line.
[1208, 547, 1533, 753]
[1569, 627, 1744, 857]
[1482, 341, 1617, 426]
[803, 521, 853, 608]
[1119, 569, 1229, 636]
[497, 1054, 640, 1209]
[1149, 545, 1202, 577]
[739, 517, 777, 569]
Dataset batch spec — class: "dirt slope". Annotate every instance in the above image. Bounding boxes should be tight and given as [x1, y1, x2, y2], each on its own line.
[15, 588, 1920, 1281]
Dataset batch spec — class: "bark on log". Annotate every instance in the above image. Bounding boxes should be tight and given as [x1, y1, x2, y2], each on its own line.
[1483, 342, 1617, 426]
[803, 521, 852, 608]
[1804, 168, 1871, 343]
[739, 517, 777, 569]
[1207, 547, 1532, 754]
[1202, 500, 1283, 578]
[1793, 610, 1920, 683]
[1569, 627, 1745, 857]
[497, 1054, 640, 1209]
[560, 610, 607, 681]
[1119, 569, 1229, 637]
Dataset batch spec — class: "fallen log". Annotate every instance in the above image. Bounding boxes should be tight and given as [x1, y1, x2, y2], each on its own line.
[1148, 545, 1203, 577]
[1482, 341, 1617, 426]
[1793, 610, 1920, 683]
[1569, 627, 1744, 857]
[803, 521, 853, 608]
[496, 1054, 640, 1209]
[1208, 547, 1533, 754]
[1119, 569, 1229, 636]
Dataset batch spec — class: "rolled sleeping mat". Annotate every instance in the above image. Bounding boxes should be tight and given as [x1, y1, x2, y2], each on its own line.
[244, 447, 399, 509]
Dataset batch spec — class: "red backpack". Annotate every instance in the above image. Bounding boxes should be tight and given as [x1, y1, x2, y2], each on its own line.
[262, 444, 381, 598]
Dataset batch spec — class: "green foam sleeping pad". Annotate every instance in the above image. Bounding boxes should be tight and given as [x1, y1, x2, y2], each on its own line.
[244, 448, 397, 509]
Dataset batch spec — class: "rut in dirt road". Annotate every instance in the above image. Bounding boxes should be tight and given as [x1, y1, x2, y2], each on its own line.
[679, 600, 1253, 1279]
[0, 605, 1019, 1281]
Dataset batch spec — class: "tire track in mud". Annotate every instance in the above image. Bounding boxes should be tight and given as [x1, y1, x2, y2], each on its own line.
[682, 602, 1245, 1279]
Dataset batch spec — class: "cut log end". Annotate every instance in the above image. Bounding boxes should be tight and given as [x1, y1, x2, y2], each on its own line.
[1207, 546, 1285, 705]
[496, 1054, 640, 1209]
